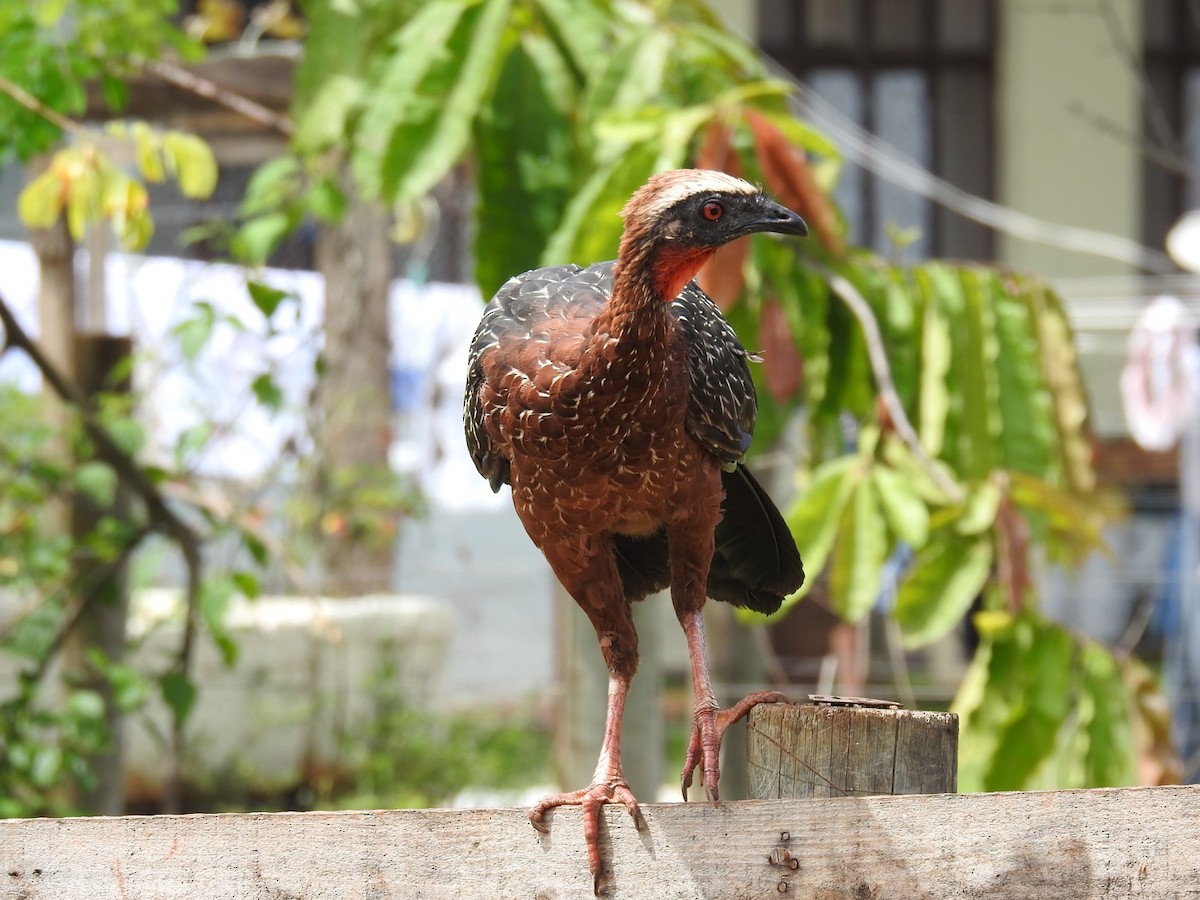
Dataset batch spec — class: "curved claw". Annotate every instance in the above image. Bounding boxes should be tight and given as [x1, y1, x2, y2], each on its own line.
[680, 690, 789, 802]
[528, 781, 644, 896]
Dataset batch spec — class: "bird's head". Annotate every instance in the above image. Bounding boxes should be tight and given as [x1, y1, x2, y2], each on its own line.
[618, 169, 808, 301]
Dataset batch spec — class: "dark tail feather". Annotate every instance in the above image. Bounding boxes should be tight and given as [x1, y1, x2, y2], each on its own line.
[709, 464, 804, 613]
[612, 464, 804, 614]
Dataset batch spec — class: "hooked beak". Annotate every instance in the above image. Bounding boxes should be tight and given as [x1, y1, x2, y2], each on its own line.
[734, 198, 809, 240]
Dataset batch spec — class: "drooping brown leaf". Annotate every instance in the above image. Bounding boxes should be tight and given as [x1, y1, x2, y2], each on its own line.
[745, 108, 844, 257]
[761, 296, 802, 403]
[994, 490, 1031, 613]
[694, 117, 740, 174]
[695, 119, 747, 308]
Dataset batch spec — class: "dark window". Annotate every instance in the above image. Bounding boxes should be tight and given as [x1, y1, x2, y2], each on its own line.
[1141, 0, 1200, 255]
[757, 0, 995, 261]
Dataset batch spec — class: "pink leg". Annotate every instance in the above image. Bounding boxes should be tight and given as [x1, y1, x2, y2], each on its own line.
[529, 671, 643, 895]
[678, 608, 787, 801]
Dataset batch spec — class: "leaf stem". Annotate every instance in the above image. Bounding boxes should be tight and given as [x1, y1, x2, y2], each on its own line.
[821, 267, 966, 504]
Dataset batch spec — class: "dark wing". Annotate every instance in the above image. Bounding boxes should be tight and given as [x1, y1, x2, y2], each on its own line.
[463, 262, 611, 491]
[616, 279, 802, 611]
[669, 283, 757, 467]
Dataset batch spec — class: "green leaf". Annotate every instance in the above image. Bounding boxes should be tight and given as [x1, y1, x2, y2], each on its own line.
[231, 570, 261, 600]
[1079, 641, 1136, 787]
[161, 131, 218, 199]
[132, 121, 164, 182]
[17, 169, 64, 230]
[583, 27, 671, 127]
[990, 272, 1057, 480]
[541, 139, 660, 266]
[199, 579, 238, 666]
[355, 0, 512, 202]
[293, 73, 365, 154]
[251, 373, 284, 411]
[1022, 278, 1095, 493]
[473, 32, 576, 297]
[871, 464, 929, 547]
[956, 479, 1002, 535]
[894, 528, 992, 647]
[828, 476, 889, 621]
[983, 616, 1075, 791]
[304, 177, 347, 222]
[247, 281, 290, 320]
[160, 671, 197, 726]
[916, 268, 951, 457]
[783, 455, 861, 590]
[243, 530, 270, 567]
[534, 0, 610, 82]
[73, 460, 118, 507]
[172, 301, 216, 360]
[233, 212, 294, 264]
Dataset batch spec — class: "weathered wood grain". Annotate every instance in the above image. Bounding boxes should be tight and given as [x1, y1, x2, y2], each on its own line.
[3, 786, 1199, 899]
[747, 703, 959, 800]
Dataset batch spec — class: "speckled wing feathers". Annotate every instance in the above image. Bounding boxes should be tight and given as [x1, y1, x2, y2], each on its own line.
[463, 260, 757, 489]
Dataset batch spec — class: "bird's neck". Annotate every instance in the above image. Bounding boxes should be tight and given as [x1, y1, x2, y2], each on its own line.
[602, 230, 713, 330]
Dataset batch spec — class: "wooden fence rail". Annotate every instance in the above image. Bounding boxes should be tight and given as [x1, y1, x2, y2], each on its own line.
[3, 785, 1199, 899]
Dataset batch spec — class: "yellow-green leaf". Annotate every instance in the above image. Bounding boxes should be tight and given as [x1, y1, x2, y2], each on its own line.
[17, 170, 63, 231]
[162, 131, 218, 199]
[132, 121, 165, 183]
[872, 464, 929, 547]
[956, 479, 1002, 535]
[828, 476, 889, 622]
[784, 455, 861, 591]
[894, 528, 992, 647]
[65, 164, 100, 240]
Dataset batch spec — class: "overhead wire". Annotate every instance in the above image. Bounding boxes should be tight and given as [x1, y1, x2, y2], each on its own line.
[785, 81, 1179, 275]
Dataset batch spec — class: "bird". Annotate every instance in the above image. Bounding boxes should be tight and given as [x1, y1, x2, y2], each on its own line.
[463, 168, 807, 893]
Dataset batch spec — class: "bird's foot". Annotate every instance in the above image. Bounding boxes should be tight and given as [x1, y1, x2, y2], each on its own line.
[680, 689, 789, 801]
[529, 780, 645, 895]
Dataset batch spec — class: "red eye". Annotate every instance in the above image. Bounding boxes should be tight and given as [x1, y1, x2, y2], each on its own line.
[701, 200, 724, 222]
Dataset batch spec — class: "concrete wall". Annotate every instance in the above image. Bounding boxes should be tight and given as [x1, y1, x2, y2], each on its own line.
[995, 0, 1143, 279]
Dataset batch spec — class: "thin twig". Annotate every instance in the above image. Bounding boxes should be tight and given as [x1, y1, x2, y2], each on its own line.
[0, 291, 204, 811]
[0, 73, 87, 137]
[24, 528, 150, 684]
[819, 269, 966, 504]
[139, 57, 295, 137]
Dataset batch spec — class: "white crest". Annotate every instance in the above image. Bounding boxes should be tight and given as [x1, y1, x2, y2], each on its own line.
[625, 169, 759, 222]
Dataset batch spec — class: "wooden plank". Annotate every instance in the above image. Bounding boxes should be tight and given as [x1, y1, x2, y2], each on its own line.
[3, 786, 1199, 898]
[748, 703, 958, 799]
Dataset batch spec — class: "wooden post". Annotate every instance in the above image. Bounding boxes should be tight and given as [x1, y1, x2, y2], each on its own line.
[66, 335, 134, 815]
[746, 697, 958, 800]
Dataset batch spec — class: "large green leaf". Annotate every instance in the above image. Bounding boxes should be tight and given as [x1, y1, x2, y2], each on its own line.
[581, 27, 671, 131]
[533, 0, 613, 82]
[989, 272, 1058, 480]
[782, 455, 861, 596]
[983, 616, 1075, 791]
[954, 267, 1001, 477]
[540, 140, 661, 265]
[1079, 641, 1136, 787]
[473, 32, 577, 297]
[871, 464, 929, 548]
[893, 526, 991, 647]
[828, 475, 889, 621]
[1022, 279, 1096, 494]
[353, 0, 512, 202]
[916, 283, 950, 458]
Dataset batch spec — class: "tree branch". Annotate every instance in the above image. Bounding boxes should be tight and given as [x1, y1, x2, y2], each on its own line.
[0, 291, 204, 810]
[819, 269, 966, 504]
[140, 57, 295, 137]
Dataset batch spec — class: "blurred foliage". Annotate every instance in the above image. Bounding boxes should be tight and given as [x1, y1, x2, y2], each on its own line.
[324, 658, 550, 810]
[0, 0, 1170, 813]
[271, 0, 1162, 792]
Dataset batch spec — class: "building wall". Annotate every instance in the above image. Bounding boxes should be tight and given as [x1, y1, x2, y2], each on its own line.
[996, 0, 1143, 279]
